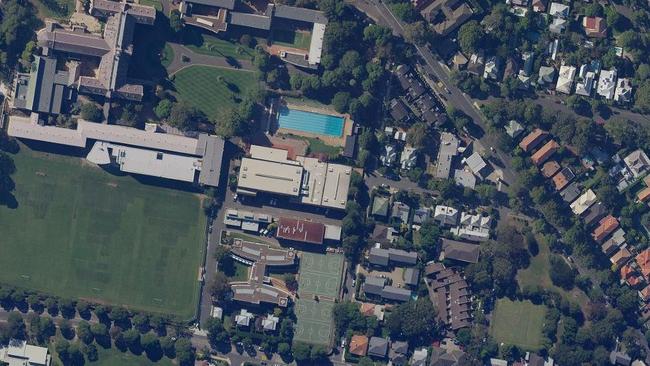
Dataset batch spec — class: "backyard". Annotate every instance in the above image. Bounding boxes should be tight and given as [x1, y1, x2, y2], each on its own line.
[489, 299, 547, 351]
[172, 65, 258, 120]
[0, 145, 206, 319]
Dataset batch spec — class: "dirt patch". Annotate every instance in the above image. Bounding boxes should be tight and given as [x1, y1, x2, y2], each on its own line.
[35, 171, 47, 177]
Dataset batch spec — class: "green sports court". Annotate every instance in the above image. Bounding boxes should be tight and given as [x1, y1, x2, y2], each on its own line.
[297, 252, 344, 298]
[294, 298, 334, 346]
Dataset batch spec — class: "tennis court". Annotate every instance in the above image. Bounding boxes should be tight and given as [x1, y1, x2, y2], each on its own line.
[294, 298, 334, 346]
[298, 252, 344, 298]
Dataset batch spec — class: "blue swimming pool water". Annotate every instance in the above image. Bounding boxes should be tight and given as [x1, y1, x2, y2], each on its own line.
[277, 107, 345, 137]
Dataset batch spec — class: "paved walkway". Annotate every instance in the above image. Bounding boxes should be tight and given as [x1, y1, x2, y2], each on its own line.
[166, 43, 255, 76]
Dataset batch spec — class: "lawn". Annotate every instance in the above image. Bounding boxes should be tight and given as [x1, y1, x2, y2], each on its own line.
[490, 299, 546, 350]
[172, 66, 258, 120]
[305, 137, 342, 158]
[517, 235, 591, 310]
[29, 0, 75, 20]
[183, 33, 256, 60]
[93, 348, 175, 366]
[138, 0, 162, 11]
[272, 28, 312, 50]
[0, 145, 206, 319]
[222, 258, 249, 282]
[161, 43, 174, 68]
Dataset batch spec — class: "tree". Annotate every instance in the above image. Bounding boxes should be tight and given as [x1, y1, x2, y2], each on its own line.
[20, 40, 36, 65]
[141, 333, 162, 360]
[0, 0, 40, 76]
[458, 21, 482, 55]
[386, 298, 439, 344]
[154, 99, 173, 119]
[169, 10, 183, 33]
[403, 21, 430, 46]
[209, 272, 230, 300]
[160, 336, 176, 358]
[174, 338, 195, 366]
[75, 301, 90, 319]
[406, 122, 429, 148]
[332, 92, 351, 113]
[168, 101, 200, 131]
[110, 307, 130, 327]
[292, 342, 311, 362]
[80, 103, 102, 122]
[205, 317, 229, 346]
[85, 343, 98, 362]
[549, 255, 576, 289]
[132, 313, 149, 333]
[77, 321, 94, 344]
[123, 328, 141, 352]
[59, 319, 75, 340]
[390, 2, 417, 22]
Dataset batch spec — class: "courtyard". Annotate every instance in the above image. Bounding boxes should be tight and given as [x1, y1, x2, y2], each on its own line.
[0, 145, 206, 319]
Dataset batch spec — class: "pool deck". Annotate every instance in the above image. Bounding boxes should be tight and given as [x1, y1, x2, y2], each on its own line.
[276, 103, 353, 147]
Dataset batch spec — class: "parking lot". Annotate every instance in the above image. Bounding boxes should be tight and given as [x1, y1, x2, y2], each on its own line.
[357, 265, 407, 288]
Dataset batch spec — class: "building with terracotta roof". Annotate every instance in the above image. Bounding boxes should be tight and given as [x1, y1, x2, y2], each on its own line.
[592, 215, 619, 243]
[552, 167, 574, 191]
[541, 160, 561, 178]
[637, 249, 650, 278]
[582, 16, 606, 37]
[349, 335, 369, 356]
[610, 247, 632, 267]
[519, 129, 548, 153]
[621, 264, 642, 287]
[638, 187, 650, 203]
[531, 140, 560, 166]
[276, 217, 325, 245]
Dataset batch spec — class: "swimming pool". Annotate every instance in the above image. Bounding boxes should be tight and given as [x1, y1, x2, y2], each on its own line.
[277, 107, 345, 137]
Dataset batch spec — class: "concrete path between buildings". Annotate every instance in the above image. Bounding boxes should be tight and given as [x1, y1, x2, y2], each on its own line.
[166, 43, 256, 76]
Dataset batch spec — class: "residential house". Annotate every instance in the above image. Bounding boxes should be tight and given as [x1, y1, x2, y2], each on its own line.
[610, 247, 632, 267]
[575, 66, 596, 96]
[538, 66, 556, 86]
[570, 189, 597, 215]
[389, 341, 409, 366]
[597, 69, 617, 99]
[0, 339, 52, 366]
[429, 347, 469, 366]
[388, 248, 418, 265]
[483, 56, 501, 80]
[407, 80, 426, 100]
[368, 248, 390, 267]
[614, 78, 633, 103]
[262, 314, 279, 331]
[435, 132, 460, 179]
[413, 207, 432, 225]
[381, 145, 398, 166]
[454, 169, 477, 189]
[368, 337, 389, 358]
[349, 335, 369, 356]
[464, 151, 488, 178]
[541, 160, 561, 178]
[401, 146, 418, 170]
[532, 140, 560, 165]
[411, 348, 428, 366]
[466, 52, 485, 76]
[211, 306, 223, 319]
[552, 167, 575, 191]
[371, 195, 390, 218]
[549, 2, 569, 17]
[531, 0, 546, 12]
[583, 16, 606, 37]
[610, 349, 632, 366]
[381, 286, 412, 302]
[638, 187, 650, 203]
[451, 212, 492, 241]
[519, 129, 548, 152]
[360, 303, 385, 321]
[425, 261, 445, 277]
[419, 0, 474, 36]
[560, 181, 582, 203]
[640, 285, 650, 302]
[527, 354, 548, 366]
[549, 17, 567, 34]
[389, 99, 409, 121]
[433, 205, 458, 226]
[452, 52, 469, 70]
[392, 201, 411, 223]
[491, 359, 509, 366]
[505, 120, 524, 138]
[363, 275, 386, 296]
[556, 65, 576, 94]
[602, 232, 625, 256]
[235, 309, 255, 327]
[440, 238, 480, 263]
[582, 201, 607, 227]
[429, 267, 472, 329]
[636, 248, 650, 278]
[621, 264, 642, 287]
[624, 150, 650, 178]
[592, 215, 619, 243]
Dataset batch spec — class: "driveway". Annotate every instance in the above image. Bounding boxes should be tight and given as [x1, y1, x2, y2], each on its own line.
[166, 43, 255, 76]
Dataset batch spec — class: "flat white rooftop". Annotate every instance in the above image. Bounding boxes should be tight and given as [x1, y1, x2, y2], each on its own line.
[297, 156, 351, 210]
[308, 22, 326, 65]
[238, 157, 304, 196]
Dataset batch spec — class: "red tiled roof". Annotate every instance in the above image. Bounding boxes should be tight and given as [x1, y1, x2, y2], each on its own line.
[592, 215, 619, 243]
[519, 129, 548, 152]
[583, 16, 606, 37]
[640, 285, 650, 301]
[360, 303, 375, 316]
[637, 249, 650, 278]
[638, 187, 650, 202]
[349, 335, 369, 356]
[541, 160, 561, 178]
[611, 248, 631, 266]
[531, 140, 560, 165]
[552, 171, 570, 190]
[628, 276, 642, 287]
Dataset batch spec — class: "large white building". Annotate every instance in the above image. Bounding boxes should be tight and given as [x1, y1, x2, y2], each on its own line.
[0, 339, 51, 366]
[237, 145, 352, 210]
[597, 69, 617, 100]
[555, 65, 576, 94]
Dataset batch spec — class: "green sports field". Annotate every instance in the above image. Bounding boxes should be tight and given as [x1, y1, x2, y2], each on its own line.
[297, 252, 344, 298]
[0, 146, 206, 319]
[490, 299, 547, 350]
[294, 298, 334, 346]
[172, 66, 259, 120]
